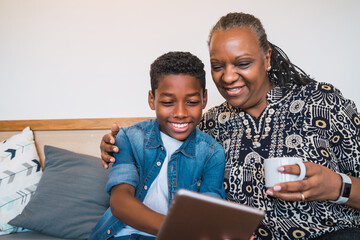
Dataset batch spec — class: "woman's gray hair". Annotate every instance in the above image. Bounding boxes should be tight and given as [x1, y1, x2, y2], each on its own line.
[208, 12, 314, 88]
[208, 12, 269, 54]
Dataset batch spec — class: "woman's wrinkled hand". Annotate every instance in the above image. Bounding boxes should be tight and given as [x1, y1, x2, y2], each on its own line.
[266, 162, 342, 202]
[100, 123, 120, 169]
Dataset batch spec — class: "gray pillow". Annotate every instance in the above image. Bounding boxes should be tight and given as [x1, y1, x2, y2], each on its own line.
[9, 145, 110, 239]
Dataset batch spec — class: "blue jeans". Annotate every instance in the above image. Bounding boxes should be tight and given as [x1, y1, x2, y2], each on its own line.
[111, 234, 156, 240]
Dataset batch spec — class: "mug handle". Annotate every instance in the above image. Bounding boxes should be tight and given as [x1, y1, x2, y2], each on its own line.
[295, 162, 306, 180]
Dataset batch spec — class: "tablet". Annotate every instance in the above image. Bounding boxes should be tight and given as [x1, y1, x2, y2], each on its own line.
[157, 189, 265, 240]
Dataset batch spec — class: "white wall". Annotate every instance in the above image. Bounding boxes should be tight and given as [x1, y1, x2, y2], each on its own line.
[1, 0, 359, 120]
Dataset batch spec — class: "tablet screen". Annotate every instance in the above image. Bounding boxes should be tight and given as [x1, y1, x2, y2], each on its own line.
[157, 189, 265, 240]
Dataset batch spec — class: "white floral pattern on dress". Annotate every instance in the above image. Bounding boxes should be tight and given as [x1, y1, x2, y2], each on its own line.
[200, 82, 360, 240]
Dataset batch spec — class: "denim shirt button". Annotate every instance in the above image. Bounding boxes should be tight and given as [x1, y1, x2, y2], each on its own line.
[161, 146, 164, 151]
[107, 229, 111, 234]
[144, 185, 148, 190]
[156, 161, 161, 166]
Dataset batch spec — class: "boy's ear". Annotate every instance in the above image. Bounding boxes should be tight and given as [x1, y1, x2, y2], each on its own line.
[202, 89, 208, 109]
[148, 90, 155, 110]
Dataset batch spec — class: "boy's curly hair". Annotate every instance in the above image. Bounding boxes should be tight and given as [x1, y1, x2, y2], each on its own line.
[150, 51, 206, 95]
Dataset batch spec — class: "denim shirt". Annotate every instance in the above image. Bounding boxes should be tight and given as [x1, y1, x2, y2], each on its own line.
[89, 119, 225, 240]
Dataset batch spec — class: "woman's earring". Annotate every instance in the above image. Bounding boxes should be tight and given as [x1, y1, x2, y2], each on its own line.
[267, 66, 271, 71]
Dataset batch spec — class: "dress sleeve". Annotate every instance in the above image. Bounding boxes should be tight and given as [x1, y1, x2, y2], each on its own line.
[328, 85, 360, 177]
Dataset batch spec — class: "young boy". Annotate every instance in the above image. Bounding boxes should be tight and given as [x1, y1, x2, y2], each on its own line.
[89, 52, 225, 240]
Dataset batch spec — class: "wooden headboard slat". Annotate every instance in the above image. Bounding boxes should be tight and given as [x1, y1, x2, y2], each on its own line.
[0, 117, 150, 131]
[0, 117, 151, 166]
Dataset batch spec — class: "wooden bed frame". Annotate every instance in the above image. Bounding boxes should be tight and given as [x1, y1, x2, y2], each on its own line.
[0, 118, 149, 166]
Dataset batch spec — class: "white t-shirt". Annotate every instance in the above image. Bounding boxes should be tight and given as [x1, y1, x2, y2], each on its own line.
[115, 131, 183, 237]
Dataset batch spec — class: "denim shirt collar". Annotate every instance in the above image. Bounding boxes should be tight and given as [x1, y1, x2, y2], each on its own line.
[146, 119, 196, 158]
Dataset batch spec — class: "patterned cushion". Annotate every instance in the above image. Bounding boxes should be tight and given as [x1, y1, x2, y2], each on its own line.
[0, 127, 42, 235]
[9, 146, 110, 239]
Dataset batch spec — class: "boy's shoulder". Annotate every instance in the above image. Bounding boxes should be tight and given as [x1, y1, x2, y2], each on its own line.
[195, 127, 222, 148]
[119, 118, 157, 139]
[123, 118, 156, 131]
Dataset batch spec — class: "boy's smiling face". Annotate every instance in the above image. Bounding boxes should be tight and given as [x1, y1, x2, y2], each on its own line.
[148, 74, 207, 141]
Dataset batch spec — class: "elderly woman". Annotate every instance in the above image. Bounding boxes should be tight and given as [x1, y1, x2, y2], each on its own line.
[101, 12, 360, 239]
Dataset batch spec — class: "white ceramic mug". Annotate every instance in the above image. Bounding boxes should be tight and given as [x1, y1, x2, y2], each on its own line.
[264, 157, 306, 188]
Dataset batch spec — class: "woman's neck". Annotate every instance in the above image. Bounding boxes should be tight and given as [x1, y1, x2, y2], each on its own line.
[245, 82, 275, 118]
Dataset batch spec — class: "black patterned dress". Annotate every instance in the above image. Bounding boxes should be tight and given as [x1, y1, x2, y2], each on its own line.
[199, 82, 360, 239]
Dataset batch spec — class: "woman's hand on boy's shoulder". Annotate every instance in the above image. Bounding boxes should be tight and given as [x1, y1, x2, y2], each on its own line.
[100, 123, 120, 169]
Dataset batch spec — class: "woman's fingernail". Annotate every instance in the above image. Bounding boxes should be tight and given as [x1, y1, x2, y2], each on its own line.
[110, 158, 115, 163]
[266, 190, 273, 196]
[113, 147, 118, 152]
[278, 166, 285, 172]
[273, 185, 281, 191]
[110, 139, 114, 144]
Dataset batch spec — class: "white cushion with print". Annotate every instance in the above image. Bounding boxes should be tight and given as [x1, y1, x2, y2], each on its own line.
[0, 127, 42, 235]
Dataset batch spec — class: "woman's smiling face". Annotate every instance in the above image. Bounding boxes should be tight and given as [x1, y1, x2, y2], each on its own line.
[209, 27, 273, 117]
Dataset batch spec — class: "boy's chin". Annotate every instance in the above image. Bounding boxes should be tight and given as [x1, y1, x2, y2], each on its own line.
[167, 129, 194, 141]
[169, 132, 191, 141]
